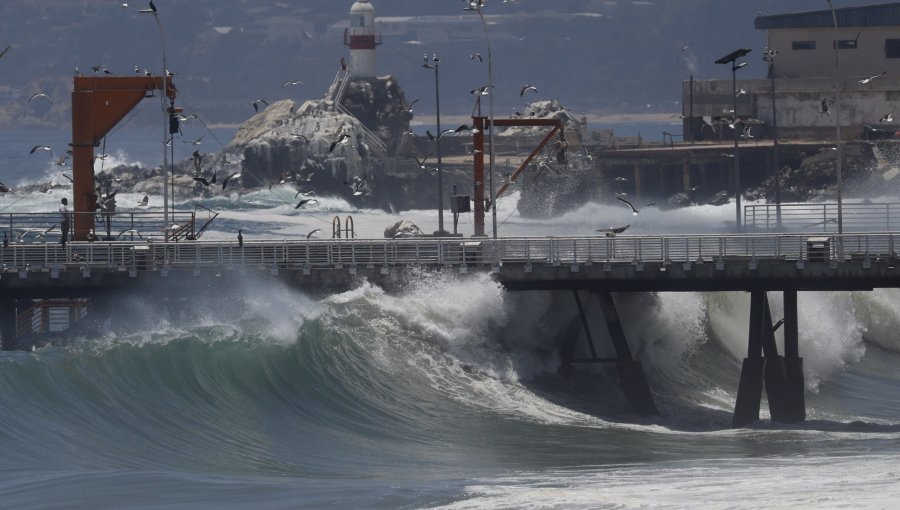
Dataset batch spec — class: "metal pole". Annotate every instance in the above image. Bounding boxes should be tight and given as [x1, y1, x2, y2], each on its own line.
[732, 66, 742, 231]
[689, 74, 694, 145]
[827, 0, 844, 234]
[768, 54, 782, 228]
[148, 11, 170, 234]
[435, 62, 445, 235]
[476, 10, 498, 239]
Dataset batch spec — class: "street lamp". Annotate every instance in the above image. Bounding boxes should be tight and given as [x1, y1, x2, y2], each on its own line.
[827, 0, 844, 234]
[467, 1, 498, 239]
[715, 47, 752, 232]
[140, 1, 170, 232]
[423, 54, 448, 236]
[763, 48, 782, 228]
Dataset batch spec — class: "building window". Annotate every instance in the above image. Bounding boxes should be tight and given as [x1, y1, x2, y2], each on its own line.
[792, 41, 816, 50]
[833, 39, 858, 49]
[887, 39, 900, 58]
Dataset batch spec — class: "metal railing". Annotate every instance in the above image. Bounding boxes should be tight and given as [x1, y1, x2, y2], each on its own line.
[745, 202, 900, 233]
[2, 211, 196, 243]
[0, 233, 895, 273]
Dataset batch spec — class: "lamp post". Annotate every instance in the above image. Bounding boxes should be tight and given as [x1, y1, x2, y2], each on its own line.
[468, 1, 498, 239]
[423, 54, 447, 236]
[827, 0, 844, 234]
[140, 2, 170, 232]
[715, 48, 752, 232]
[763, 48, 782, 228]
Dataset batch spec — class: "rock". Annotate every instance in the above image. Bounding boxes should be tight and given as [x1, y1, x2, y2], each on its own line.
[705, 190, 731, 206]
[664, 192, 692, 209]
[384, 220, 425, 239]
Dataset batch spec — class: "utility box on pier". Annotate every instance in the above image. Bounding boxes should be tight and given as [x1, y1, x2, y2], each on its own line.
[806, 237, 830, 262]
[131, 245, 151, 271]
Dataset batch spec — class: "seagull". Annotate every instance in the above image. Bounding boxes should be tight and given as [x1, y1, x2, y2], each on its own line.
[192, 172, 216, 187]
[820, 98, 833, 116]
[613, 176, 628, 182]
[470, 85, 491, 96]
[0, 182, 12, 193]
[184, 136, 204, 145]
[139, 1, 157, 14]
[282, 80, 304, 88]
[30, 145, 52, 154]
[859, 71, 886, 84]
[291, 133, 310, 143]
[405, 98, 419, 113]
[175, 113, 197, 122]
[306, 228, 323, 239]
[28, 93, 52, 104]
[251, 99, 269, 112]
[192, 150, 203, 173]
[413, 152, 432, 169]
[616, 196, 655, 215]
[221, 171, 242, 190]
[116, 229, 144, 239]
[469, 52, 483, 62]
[881, 113, 894, 123]
[520, 84, 538, 97]
[294, 198, 318, 209]
[597, 224, 630, 237]
[137, 194, 149, 206]
[0, 45, 9, 59]
[329, 133, 350, 153]
[344, 176, 366, 196]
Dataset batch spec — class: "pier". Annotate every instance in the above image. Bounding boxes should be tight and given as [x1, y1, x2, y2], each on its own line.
[2, 231, 899, 427]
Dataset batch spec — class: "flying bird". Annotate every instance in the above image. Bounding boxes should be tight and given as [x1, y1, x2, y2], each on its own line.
[30, 145, 52, 154]
[193, 172, 216, 187]
[294, 198, 318, 209]
[139, 1, 157, 13]
[0, 45, 10, 59]
[282, 80, 304, 88]
[859, 71, 886, 84]
[405, 98, 420, 113]
[184, 136, 204, 145]
[597, 224, 630, 237]
[28, 93, 52, 104]
[470, 85, 491, 96]
[221, 171, 242, 190]
[616, 196, 655, 215]
[306, 228, 323, 239]
[520, 84, 538, 96]
[469, 52, 483, 62]
[0, 182, 12, 193]
[329, 133, 350, 153]
[413, 152, 432, 169]
[251, 99, 269, 112]
[881, 113, 894, 123]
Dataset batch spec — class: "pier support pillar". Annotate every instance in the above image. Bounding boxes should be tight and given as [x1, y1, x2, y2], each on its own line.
[682, 162, 691, 192]
[761, 293, 791, 423]
[0, 299, 17, 351]
[733, 290, 767, 427]
[782, 290, 806, 423]
[633, 165, 642, 201]
[595, 292, 658, 416]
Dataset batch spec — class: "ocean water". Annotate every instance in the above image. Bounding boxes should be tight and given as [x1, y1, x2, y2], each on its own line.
[2, 128, 900, 509]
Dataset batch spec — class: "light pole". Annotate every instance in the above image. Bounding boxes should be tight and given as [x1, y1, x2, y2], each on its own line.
[423, 54, 448, 236]
[827, 0, 844, 234]
[716, 48, 752, 232]
[468, 1, 498, 239]
[140, 1, 170, 232]
[763, 48, 782, 228]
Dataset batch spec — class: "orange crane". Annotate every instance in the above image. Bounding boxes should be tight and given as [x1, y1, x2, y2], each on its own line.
[70, 76, 176, 240]
[471, 117, 564, 236]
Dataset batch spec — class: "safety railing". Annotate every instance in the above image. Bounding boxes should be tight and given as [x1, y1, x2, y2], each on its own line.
[0, 233, 896, 274]
[2, 211, 196, 243]
[744, 202, 900, 233]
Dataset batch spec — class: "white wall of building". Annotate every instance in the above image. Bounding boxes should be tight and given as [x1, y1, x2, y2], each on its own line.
[767, 27, 900, 79]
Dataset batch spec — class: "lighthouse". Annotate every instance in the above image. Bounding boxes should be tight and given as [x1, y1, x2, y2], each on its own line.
[344, 0, 381, 79]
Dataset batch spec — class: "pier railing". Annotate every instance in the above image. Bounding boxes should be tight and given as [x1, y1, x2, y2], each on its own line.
[0, 233, 895, 274]
[744, 202, 900, 232]
[2, 212, 197, 243]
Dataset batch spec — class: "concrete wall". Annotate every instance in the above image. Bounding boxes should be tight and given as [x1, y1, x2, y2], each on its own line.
[767, 27, 900, 79]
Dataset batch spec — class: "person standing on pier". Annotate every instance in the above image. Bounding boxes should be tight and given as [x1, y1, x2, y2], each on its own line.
[59, 198, 70, 247]
[237, 229, 243, 248]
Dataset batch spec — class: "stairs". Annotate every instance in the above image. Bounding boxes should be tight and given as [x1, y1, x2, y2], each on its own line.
[324, 68, 388, 157]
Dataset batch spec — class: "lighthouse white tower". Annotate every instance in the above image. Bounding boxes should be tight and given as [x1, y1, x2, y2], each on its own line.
[344, 0, 381, 79]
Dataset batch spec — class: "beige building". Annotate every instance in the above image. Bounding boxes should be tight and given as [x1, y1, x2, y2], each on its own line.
[685, 2, 900, 140]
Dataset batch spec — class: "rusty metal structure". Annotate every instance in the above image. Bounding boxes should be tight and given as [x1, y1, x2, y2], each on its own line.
[70, 76, 176, 240]
[470, 117, 564, 236]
